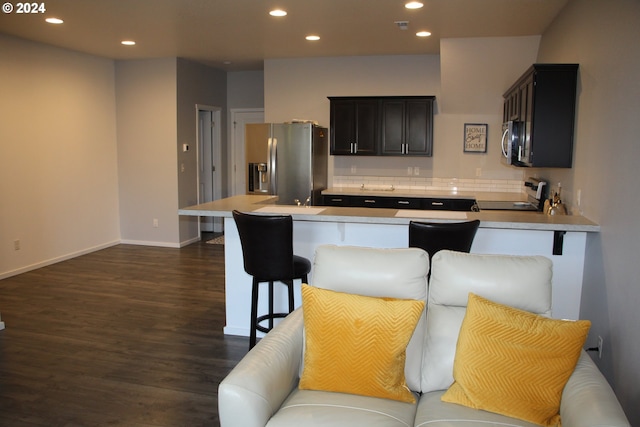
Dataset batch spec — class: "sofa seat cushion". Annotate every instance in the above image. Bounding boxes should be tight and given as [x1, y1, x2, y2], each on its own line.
[266, 388, 417, 427]
[415, 391, 541, 427]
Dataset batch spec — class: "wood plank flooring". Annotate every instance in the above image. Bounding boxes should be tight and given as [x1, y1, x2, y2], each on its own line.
[0, 235, 248, 427]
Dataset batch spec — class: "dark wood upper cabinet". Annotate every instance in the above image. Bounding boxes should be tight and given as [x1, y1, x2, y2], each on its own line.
[329, 96, 435, 157]
[503, 64, 578, 168]
[329, 98, 378, 155]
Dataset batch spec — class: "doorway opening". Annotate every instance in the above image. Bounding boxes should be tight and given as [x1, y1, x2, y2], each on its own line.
[230, 108, 265, 196]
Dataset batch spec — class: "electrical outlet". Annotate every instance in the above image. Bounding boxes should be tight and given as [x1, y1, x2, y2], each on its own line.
[407, 166, 413, 175]
[598, 336, 603, 359]
[14, 239, 20, 251]
[350, 165, 356, 174]
[153, 219, 159, 228]
[414, 167, 420, 176]
[476, 167, 482, 177]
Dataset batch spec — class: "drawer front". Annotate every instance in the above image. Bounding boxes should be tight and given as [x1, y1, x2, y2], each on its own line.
[388, 198, 422, 209]
[349, 196, 391, 208]
[322, 195, 351, 206]
[422, 198, 452, 210]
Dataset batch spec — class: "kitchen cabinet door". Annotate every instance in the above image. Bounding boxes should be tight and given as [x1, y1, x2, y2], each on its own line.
[380, 97, 434, 156]
[380, 100, 404, 155]
[329, 98, 377, 155]
[405, 99, 432, 156]
[502, 64, 578, 167]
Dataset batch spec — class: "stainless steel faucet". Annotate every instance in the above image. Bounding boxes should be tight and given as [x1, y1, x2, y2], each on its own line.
[294, 197, 312, 207]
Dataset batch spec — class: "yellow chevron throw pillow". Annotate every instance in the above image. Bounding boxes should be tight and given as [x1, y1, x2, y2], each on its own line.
[442, 293, 591, 427]
[299, 284, 424, 403]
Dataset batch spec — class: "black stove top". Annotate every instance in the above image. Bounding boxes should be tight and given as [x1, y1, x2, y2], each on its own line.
[478, 201, 539, 211]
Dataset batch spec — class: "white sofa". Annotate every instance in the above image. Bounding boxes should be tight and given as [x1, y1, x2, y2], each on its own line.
[219, 245, 630, 427]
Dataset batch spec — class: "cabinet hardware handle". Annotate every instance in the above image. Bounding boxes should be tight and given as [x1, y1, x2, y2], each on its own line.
[398, 201, 410, 205]
[431, 201, 444, 206]
[331, 198, 342, 202]
[364, 199, 376, 203]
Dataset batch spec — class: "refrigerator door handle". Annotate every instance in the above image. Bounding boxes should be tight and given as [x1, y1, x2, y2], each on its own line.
[268, 137, 277, 195]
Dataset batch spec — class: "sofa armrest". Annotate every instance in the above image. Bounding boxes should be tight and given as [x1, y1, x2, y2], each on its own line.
[560, 351, 630, 427]
[218, 308, 304, 427]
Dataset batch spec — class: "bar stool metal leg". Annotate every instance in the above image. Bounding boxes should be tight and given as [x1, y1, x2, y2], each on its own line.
[250, 278, 259, 349]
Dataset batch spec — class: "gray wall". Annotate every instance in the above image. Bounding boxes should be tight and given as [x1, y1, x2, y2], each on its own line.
[0, 34, 120, 278]
[227, 70, 264, 109]
[263, 40, 540, 184]
[176, 58, 227, 244]
[537, 0, 640, 423]
[115, 58, 179, 246]
[116, 57, 228, 247]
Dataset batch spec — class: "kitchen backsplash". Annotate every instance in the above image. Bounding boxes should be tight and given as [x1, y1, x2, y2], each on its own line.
[332, 176, 523, 193]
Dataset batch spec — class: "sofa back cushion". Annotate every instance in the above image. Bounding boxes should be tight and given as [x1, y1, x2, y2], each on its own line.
[312, 245, 429, 391]
[421, 250, 553, 392]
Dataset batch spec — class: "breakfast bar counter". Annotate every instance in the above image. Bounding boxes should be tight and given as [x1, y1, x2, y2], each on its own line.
[179, 194, 599, 232]
[179, 195, 599, 337]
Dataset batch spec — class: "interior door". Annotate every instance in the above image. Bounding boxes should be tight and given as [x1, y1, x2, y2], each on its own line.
[197, 106, 222, 232]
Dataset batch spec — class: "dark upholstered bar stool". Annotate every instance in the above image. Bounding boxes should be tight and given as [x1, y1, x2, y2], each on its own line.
[408, 220, 480, 274]
[232, 210, 311, 349]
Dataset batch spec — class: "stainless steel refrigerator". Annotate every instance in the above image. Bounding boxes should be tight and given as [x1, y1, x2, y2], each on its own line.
[245, 122, 328, 206]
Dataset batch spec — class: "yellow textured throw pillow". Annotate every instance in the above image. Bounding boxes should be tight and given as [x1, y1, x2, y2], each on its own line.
[299, 284, 425, 403]
[442, 293, 591, 427]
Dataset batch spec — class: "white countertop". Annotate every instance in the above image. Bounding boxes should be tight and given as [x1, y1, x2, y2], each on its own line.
[178, 195, 600, 232]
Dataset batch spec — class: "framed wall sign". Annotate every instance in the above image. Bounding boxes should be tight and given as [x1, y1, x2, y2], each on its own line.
[463, 123, 487, 153]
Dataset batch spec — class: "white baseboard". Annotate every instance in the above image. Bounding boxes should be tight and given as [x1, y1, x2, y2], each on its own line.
[1, 237, 202, 280]
[179, 236, 201, 248]
[0, 240, 121, 280]
[119, 239, 181, 248]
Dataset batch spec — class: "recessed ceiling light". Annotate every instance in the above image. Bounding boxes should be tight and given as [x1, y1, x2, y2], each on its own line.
[405, 1, 424, 9]
[45, 17, 64, 24]
[416, 31, 431, 37]
[269, 9, 287, 17]
[121, 40, 136, 46]
[305, 35, 320, 41]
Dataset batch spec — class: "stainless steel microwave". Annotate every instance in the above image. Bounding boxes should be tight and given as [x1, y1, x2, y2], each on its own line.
[501, 120, 529, 166]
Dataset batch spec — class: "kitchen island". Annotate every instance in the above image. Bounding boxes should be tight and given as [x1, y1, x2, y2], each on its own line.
[179, 195, 598, 337]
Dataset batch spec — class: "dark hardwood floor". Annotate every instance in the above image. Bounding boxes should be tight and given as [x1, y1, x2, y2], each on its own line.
[0, 234, 249, 427]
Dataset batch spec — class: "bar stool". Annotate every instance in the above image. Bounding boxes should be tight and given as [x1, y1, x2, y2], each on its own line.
[232, 210, 311, 349]
[408, 220, 480, 275]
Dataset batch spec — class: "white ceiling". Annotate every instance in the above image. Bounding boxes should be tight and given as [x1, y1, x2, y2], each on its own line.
[0, 0, 569, 71]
